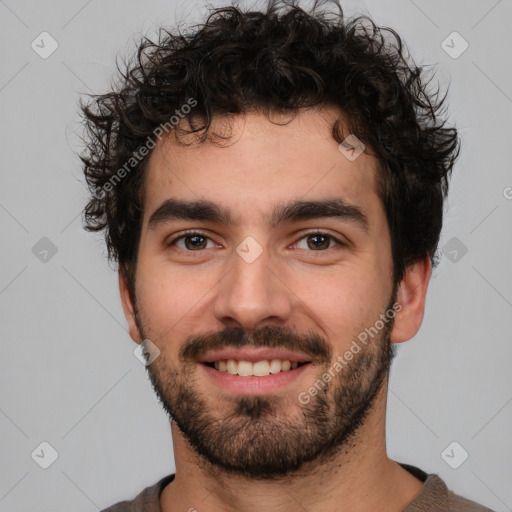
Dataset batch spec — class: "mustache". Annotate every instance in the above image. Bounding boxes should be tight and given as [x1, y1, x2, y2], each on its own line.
[179, 325, 332, 364]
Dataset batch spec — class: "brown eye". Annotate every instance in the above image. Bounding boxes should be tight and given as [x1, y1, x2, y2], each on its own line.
[307, 234, 331, 250]
[295, 232, 340, 251]
[169, 232, 215, 251]
[183, 235, 208, 250]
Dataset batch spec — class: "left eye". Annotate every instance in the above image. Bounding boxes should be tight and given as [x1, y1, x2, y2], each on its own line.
[295, 232, 340, 251]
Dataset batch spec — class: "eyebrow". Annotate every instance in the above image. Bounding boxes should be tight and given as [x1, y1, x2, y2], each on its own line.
[147, 197, 369, 232]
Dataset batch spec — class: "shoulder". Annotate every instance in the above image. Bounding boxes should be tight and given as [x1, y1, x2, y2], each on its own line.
[99, 474, 175, 512]
[398, 462, 495, 512]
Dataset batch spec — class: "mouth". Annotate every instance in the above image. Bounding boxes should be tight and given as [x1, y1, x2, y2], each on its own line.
[199, 358, 313, 396]
[202, 359, 311, 377]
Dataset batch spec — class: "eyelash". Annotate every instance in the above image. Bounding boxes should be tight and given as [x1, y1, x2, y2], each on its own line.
[167, 229, 344, 252]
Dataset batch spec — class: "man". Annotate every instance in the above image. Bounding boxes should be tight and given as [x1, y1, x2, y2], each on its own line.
[80, 1, 494, 510]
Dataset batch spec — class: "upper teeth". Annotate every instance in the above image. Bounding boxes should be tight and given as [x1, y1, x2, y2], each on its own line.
[213, 359, 300, 376]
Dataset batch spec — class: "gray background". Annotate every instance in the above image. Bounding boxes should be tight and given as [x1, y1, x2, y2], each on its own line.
[1, 0, 511, 510]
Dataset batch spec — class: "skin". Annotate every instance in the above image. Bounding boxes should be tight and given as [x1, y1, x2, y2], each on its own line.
[119, 106, 431, 512]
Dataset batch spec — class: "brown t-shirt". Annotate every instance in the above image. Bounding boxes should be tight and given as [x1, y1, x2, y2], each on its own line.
[100, 462, 495, 511]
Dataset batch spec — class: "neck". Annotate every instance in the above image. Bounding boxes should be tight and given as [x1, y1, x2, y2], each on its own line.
[160, 384, 423, 512]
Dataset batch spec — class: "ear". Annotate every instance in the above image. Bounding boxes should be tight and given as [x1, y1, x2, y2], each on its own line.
[390, 256, 432, 344]
[119, 269, 143, 344]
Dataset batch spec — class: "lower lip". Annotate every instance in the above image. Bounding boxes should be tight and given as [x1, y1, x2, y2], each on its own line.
[199, 363, 312, 395]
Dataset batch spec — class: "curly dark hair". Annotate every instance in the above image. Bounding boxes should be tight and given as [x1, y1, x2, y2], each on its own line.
[80, 0, 459, 297]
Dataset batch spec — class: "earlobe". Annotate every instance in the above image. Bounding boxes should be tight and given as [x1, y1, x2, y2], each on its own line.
[119, 269, 143, 344]
[390, 256, 432, 344]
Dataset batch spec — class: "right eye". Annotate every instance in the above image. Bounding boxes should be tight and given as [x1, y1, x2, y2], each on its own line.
[167, 230, 218, 251]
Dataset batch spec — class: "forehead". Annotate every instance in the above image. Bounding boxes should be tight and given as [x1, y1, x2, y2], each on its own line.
[142, 108, 382, 227]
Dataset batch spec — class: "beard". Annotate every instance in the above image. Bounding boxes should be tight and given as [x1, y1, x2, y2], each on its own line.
[134, 295, 398, 481]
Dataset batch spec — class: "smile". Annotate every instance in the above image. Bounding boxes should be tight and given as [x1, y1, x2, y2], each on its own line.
[203, 359, 310, 377]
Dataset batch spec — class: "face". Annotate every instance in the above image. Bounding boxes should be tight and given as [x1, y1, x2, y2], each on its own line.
[123, 107, 401, 479]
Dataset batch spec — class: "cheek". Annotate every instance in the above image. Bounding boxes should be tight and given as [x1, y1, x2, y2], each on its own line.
[136, 262, 201, 336]
[291, 264, 389, 346]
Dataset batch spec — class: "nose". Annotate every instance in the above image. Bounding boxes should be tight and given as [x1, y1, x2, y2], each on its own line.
[212, 242, 293, 330]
